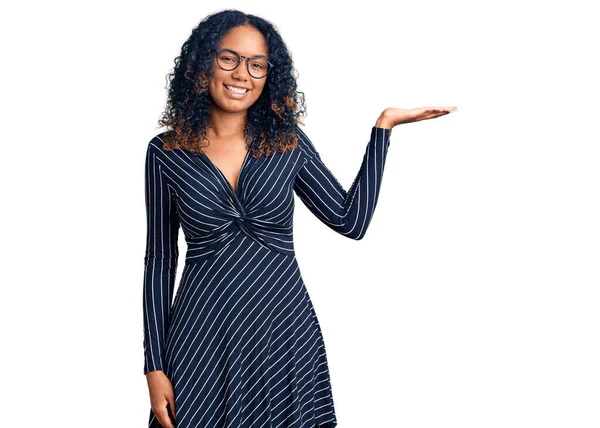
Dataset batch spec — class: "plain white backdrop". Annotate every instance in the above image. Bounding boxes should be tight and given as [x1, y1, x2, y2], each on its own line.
[1, 1, 599, 427]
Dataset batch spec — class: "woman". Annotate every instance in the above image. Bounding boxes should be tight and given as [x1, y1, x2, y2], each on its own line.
[143, 9, 456, 428]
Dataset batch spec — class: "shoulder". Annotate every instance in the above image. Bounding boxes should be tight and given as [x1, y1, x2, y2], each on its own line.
[294, 124, 319, 161]
[146, 131, 173, 155]
[145, 132, 179, 172]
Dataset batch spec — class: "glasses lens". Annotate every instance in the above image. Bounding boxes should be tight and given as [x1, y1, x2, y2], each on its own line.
[248, 57, 269, 78]
[216, 50, 240, 70]
[216, 50, 270, 78]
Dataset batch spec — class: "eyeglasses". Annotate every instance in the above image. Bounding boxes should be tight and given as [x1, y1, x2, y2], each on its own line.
[212, 48, 274, 79]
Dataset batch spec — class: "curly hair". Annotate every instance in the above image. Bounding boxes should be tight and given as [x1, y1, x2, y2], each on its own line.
[157, 9, 307, 158]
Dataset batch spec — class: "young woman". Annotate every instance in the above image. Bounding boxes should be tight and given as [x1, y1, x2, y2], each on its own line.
[143, 9, 456, 428]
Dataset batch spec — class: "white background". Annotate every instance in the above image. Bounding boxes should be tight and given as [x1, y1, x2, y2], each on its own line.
[1, 1, 599, 427]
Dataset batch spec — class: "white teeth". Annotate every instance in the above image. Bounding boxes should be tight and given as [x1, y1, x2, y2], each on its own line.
[225, 84, 248, 94]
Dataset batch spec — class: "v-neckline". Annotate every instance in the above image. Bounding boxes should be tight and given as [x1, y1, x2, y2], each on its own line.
[201, 149, 250, 196]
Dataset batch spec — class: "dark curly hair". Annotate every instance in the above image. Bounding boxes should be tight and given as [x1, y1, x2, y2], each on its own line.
[157, 9, 307, 158]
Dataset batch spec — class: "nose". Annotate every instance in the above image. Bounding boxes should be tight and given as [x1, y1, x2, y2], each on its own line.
[231, 58, 251, 81]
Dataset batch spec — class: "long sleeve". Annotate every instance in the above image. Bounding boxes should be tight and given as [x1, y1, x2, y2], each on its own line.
[293, 125, 393, 240]
[142, 142, 180, 374]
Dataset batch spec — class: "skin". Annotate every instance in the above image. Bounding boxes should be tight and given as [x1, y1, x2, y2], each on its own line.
[146, 24, 457, 428]
[203, 24, 269, 192]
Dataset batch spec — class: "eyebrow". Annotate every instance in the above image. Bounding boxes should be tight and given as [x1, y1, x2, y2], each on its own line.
[221, 48, 268, 58]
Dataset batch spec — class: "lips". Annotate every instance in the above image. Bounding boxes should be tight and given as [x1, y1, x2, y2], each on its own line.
[224, 83, 250, 95]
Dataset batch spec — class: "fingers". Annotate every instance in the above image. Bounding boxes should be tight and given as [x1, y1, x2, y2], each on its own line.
[422, 106, 458, 113]
[167, 394, 177, 421]
[387, 105, 458, 125]
[416, 106, 457, 122]
[440, 107, 458, 114]
[419, 110, 447, 119]
[153, 401, 176, 428]
[147, 372, 178, 427]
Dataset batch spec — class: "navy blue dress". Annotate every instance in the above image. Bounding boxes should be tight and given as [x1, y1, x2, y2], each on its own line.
[143, 125, 393, 428]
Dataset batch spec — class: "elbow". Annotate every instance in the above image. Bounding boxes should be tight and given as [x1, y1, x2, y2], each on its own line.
[349, 230, 367, 241]
[143, 251, 179, 272]
[339, 216, 373, 240]
[354, 231, 366, 240]
[340, 224, 367, 241]
[337, 206, 371, 240]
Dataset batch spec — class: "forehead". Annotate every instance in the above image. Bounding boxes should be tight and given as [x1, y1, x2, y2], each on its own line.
[218, 26, 268, 57]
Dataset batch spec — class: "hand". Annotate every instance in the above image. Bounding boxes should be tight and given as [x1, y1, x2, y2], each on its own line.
[376, 106, 458, 129]
[146, 370, 177, 428]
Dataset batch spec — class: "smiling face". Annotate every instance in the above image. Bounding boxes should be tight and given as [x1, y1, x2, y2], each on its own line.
[208, 25, 269, 115]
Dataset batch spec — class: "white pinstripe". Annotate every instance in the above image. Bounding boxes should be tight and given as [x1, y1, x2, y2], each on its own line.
[144, 125, 392, 427]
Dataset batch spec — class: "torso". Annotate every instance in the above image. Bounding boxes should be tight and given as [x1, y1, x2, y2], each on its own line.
[201, 135, 249, 192]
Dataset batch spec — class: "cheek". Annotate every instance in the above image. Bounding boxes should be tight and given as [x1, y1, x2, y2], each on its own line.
[251, 82, 267, 99]
[207, 71, 225, 92]
[208, 80, 219, 98]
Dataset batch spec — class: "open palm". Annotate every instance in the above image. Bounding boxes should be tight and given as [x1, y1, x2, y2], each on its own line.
[381, 106, 458, 127]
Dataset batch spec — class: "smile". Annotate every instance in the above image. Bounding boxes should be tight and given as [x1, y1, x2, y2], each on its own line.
[224, 84, 250, 96]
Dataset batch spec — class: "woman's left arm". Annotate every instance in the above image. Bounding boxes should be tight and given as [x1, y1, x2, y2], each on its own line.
[293, 121, 393, 240]
[293, 106, 457, 239]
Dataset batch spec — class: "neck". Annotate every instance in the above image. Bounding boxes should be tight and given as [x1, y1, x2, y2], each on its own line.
[207, 106, 248, 140]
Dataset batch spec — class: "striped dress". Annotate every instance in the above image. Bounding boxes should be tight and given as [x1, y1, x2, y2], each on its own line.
[143, 125, 393, 428]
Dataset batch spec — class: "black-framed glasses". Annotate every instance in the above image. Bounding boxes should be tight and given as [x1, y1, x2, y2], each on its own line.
[212, 48, 274, 79]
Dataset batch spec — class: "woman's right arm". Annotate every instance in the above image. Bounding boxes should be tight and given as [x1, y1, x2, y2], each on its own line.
[143, 140, 179, 428]
[142, 139, 180, 375]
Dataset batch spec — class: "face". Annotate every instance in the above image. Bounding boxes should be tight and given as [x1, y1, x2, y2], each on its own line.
[208, 25, 269, 114]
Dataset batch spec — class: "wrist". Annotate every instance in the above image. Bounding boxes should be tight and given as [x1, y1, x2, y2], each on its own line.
[375, 114, 393, 129]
